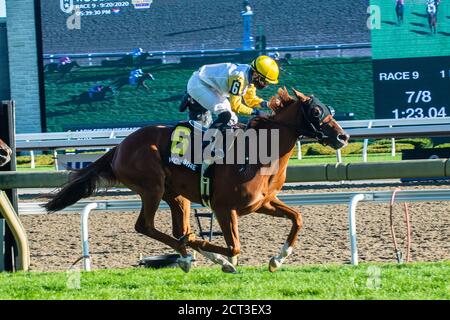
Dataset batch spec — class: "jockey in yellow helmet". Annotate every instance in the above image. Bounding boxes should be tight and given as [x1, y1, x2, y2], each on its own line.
[186, 55, 279, 131]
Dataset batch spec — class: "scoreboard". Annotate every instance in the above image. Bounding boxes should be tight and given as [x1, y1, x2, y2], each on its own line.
[373, 56, 450, 119]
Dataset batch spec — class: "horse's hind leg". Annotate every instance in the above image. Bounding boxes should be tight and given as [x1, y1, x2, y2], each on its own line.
[135, 188, 188, 258]
[185, 208, 239, 273]
[256, 198, 303, 272]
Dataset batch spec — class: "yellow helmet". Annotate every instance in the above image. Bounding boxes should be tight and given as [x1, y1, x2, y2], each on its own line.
[251, 55, 279, 84]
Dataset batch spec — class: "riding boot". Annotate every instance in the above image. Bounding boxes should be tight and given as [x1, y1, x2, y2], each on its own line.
[204, 111, 231, 161]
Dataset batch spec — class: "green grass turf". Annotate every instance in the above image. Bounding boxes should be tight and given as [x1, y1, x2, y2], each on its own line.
[44, 57, 374, 131]
[0, 262, 448, 299]
[16, 165, 55, 171]
[371, 0, 450, 59]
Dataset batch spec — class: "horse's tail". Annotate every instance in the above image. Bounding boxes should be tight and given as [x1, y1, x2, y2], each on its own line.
[43, 148, 117, 213]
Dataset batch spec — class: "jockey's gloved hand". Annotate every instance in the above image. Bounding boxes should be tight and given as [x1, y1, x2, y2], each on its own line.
[260, 101, 269, 109]
[251, 109, 269, 118]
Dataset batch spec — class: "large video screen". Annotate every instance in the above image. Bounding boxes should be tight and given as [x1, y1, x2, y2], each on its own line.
[37, 0, 372, 132]
[370, 0, 450, 119]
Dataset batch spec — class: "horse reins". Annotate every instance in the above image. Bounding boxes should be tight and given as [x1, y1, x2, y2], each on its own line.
[262, 96, 335, 143]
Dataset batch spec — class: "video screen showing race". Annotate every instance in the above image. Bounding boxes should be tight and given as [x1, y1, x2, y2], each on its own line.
[371, 0, 450, 59]
[37, 0, 372, 131]
[370, 0, 450, 119]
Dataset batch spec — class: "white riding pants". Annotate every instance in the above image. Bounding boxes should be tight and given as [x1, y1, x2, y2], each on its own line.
[187, 72, 238, 125]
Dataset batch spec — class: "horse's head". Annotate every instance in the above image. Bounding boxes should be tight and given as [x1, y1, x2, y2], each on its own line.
[0, 139, 12, 167]
[268, 87, 349, 149]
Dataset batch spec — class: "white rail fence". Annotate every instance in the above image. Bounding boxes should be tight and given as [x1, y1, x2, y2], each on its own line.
[16, 117, 450, 169]
[43, 42, 372, 66]
[18, 189, 450, 270]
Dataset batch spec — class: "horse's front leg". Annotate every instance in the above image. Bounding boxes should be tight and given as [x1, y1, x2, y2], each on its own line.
[185, 208, 240, 273]
[256, 197, 302, 272]
[163, 192, 195, 273]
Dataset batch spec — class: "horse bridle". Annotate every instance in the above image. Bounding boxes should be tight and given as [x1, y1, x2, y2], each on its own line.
[297, 96, 335, 143]
[252, 95, 336, 144]
[268, 96, 335, 144]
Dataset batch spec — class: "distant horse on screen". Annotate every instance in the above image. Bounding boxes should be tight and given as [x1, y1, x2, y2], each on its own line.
[45, 61, 81, 81]
[101, 52, 151, 68]
[71, 86, 114, 107]
[111, 73, 155, 91]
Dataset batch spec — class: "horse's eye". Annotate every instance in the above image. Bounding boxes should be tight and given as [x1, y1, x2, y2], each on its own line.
[310, 107, 322, 118]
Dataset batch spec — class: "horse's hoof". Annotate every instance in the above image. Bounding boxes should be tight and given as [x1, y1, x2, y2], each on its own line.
[269, 257, 281, 273]
[228, 255, 238, 267]
[221, 263, 237, 274]
[177, 256, 193, 273]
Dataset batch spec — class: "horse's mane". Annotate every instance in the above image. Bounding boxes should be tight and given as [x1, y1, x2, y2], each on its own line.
[247, 87, 311, 129]
[267, 87, 296, 114]
[247, 87, 300, 129]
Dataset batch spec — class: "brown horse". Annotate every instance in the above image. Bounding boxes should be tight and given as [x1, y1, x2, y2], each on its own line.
[0, 138, 12, 167]
[44, 87, 349, 273]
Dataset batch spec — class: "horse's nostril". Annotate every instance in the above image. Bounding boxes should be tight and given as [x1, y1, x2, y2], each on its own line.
[338, 134, 349, 142]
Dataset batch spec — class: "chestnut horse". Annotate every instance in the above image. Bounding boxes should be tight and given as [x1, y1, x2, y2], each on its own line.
[44, 87, 349, 273]
[0, 138, 12, 167]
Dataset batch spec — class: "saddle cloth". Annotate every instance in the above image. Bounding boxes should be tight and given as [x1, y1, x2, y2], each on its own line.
[166, 120, 252, 207]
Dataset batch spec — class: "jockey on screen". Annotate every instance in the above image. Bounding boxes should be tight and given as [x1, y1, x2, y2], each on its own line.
[129, 69, 144, 85]
[58, 56, 72, 71]
[132, 48, 144, 57]
[427, 1, 436, 14]
[58, 56, 71, 66]
[186, 55, 279, 132]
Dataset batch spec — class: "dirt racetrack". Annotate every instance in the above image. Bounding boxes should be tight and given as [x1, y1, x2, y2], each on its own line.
[20, 182, 450, 272]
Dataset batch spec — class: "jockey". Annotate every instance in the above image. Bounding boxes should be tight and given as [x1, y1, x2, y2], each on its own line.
[186, 55, 279, 132]
[427, 1, 436, 14]
[129, 69, 144, 85]
[132, 47, 144, 57]
[268, 51, 281, 61]
[58, 56, 71, 65]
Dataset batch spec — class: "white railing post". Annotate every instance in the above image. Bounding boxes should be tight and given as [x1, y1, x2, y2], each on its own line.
[336, 149, 342, 163]
[390, 126, 396, 157]
[107, 130, 115, 152]
[53, 150, 58, 170]
[81, 203, 98, 271]
[26, 140, 36, 169]
[297, 140, 302, 160]
[362, 120, 373, 162]
[348, 194, 365, 266]
[30, 150, 35, 169]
